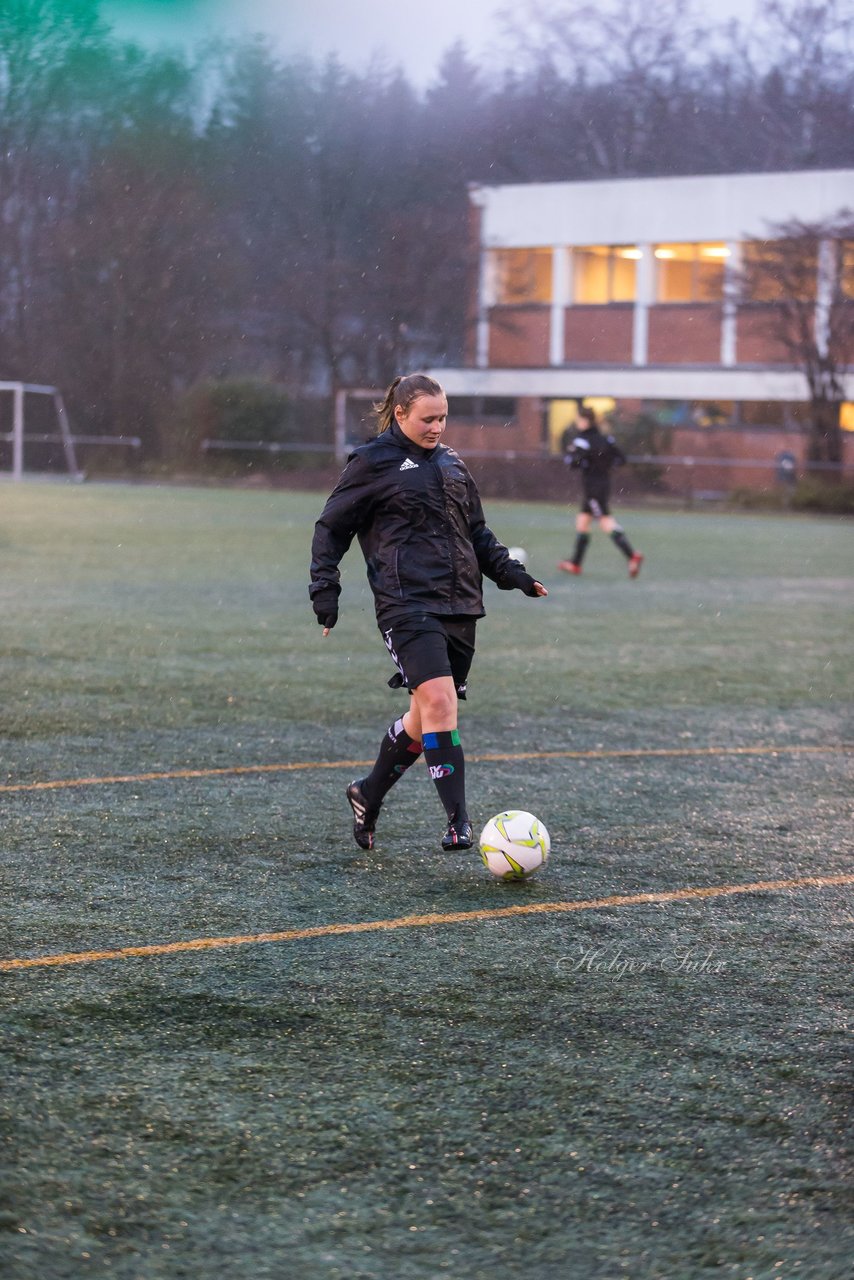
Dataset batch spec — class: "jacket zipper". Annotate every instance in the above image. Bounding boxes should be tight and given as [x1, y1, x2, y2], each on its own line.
[433, 452, 459, 605]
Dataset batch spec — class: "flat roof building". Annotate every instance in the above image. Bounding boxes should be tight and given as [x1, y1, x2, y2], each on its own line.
[426, 169, 854, 490]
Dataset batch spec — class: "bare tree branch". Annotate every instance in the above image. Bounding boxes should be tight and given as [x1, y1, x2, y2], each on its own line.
[737, 211, 854, 465]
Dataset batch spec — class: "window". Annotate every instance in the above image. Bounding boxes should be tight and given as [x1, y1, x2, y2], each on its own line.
[449, 396, 517, 422]
[737, 401, 810, 428]
[840, 242, 854, 298]
[690, 401, 733, 427]
[741, 240, 817, 302]
[491, 249, 552, 304]
[640, 400, 734, 427]
[572, 245, 639, 303]
[654, 243, 728, 303]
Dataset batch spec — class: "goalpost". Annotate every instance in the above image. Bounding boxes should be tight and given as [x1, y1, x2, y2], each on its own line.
[0, 384, 141, 479]
[334, 387, 382, 463]
[0, 382, 82, 480]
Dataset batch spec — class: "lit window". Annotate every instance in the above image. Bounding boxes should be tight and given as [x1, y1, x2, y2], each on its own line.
[840, 242, 854, 299]
[741, 240, 817, 302]
[655, 243, 728, 302]
[691, 401, 733, 427]
[573, 246, 610, 303]
[491, 249, 552, 304]
[571, 246, 638, 303]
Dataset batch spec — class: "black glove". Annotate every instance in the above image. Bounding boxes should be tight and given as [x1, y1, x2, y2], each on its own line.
[311, 590, 339, 630]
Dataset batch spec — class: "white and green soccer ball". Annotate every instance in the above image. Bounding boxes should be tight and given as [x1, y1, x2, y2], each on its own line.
[479, 810, 550, 881]
[507, 546, 528, 566]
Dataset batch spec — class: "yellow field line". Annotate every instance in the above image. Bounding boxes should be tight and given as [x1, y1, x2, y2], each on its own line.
[1, 743, 851, 795]
[2, 875, 852, 972]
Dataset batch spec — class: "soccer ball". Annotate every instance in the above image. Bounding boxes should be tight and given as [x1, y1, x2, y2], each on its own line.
[479, 810, 550, 881]
[508, 545, 527, 566]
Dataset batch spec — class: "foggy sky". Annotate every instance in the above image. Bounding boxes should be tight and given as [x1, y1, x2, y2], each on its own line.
[100, 0, 761, 89]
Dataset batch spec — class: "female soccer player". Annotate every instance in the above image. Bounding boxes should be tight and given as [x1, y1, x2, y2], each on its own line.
[558, 405, 644, 577]
[309, 373, 548, 853]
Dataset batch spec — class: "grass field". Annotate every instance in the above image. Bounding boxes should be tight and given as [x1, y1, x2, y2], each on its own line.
[1, 479, 852, 1280]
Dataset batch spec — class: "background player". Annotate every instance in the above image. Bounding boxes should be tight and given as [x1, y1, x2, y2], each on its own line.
[558, 405, 644, 578]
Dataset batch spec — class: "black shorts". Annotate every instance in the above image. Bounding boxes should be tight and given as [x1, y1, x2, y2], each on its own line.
[581, 485, 611, 517]
[380, 613, 477, 700]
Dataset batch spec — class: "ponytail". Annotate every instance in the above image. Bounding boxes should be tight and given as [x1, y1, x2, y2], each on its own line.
[372, 376, 405, 432]
[372, 373, 444, 434]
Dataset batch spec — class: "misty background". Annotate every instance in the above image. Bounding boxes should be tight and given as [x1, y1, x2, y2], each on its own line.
[1, 0, 852, 466]
[98, 0, 765, 91]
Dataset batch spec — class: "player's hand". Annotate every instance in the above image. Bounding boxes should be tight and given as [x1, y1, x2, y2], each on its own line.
[532, 581, 548, 597]
[312, 590, 339, 634]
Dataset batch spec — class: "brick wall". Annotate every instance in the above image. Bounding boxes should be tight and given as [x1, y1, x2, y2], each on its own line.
[647, 305, 723, 364]
[564, 305, 634, 363]
[487, 306, 550, 366]
[735, 305, 792, 364]
[449, 398, 544, 457]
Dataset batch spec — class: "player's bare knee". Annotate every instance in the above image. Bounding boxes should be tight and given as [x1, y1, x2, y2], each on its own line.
[414, 678, 457, 728]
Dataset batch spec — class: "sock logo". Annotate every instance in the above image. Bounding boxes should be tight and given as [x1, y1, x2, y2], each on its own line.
[429, 763, 455, 780]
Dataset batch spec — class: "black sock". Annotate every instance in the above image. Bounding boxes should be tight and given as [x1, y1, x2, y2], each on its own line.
[362, 717, 423, 803]
[611, 529, 634, 558]
[572, 532, 590, 565]
[422, 729, 467, 823]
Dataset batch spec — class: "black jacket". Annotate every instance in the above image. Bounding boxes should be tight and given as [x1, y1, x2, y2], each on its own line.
[310, 422, 536, 623]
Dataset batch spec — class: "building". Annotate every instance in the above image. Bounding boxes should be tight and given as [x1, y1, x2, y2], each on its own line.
[431, 168, 854, 494]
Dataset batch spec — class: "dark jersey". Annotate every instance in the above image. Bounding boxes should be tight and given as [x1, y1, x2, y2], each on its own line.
[565, 424, 626, 481]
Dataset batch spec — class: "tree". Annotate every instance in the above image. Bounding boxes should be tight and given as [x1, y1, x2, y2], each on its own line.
[738, 212, 854, 468]
[712, 1, 854, 171]
[210, 47, 381, 393]
[495, 0, 712, 177]
[0, 0, 108, 372]
[211, 43, 473, 396]
[47, 47, 231, 452]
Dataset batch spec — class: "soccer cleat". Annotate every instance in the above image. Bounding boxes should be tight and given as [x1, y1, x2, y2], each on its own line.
[346, 779, 382, 850]
[441, 818, 474, 852]
[557, 560, 582, 575]
[628, 553, 644, 579]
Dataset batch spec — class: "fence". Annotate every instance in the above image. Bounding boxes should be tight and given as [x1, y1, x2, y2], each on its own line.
[446, 450, 851, 504]
[196, 437, 851, 503]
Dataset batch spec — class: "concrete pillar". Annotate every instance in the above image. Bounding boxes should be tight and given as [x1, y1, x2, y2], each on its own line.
[632, 246, 652, 366]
